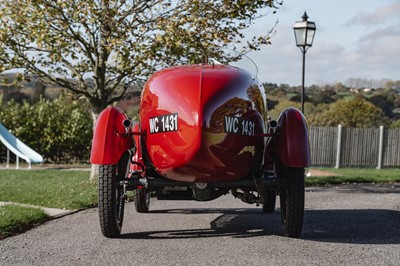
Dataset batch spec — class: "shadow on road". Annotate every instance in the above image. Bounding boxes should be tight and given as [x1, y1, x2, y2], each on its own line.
[121, 208, 282, 239]
[302, 209, 400, 244]
[120, 207, 400, 244]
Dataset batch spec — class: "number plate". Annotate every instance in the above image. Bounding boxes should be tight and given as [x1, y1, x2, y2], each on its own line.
[149, 113, 178, 134]
[224, 116, 255, 137]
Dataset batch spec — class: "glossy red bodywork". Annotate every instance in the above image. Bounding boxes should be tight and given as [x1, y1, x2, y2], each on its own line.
[140, 65, 267, 182]
[90, 64, 310, 182]
[268, 107, 311, 167]
[90, 107, 135, 165]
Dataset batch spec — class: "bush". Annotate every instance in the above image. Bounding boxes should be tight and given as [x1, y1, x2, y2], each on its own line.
[307, 98, 387, 128]
[0, 94, 92, 163]
[390, 119, 400, 129]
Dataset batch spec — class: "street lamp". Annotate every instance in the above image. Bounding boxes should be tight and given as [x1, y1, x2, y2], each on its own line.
[293, 12, 316, 113]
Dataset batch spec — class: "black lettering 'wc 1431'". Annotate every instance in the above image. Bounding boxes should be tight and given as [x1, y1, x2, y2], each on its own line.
[149, 113, 178, 134]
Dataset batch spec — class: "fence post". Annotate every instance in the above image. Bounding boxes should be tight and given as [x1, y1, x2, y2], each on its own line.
[376, 125, 384, 170]
[335, 124, 342, 169]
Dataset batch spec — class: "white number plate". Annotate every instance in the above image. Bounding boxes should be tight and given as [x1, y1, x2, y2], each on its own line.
[149, 113, 178, 134]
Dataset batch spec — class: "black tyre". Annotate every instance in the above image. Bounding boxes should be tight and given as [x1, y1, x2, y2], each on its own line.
[98, 164, 125, 238]
[133, 188, 150, 213]
[279, 166, 305, 238]
[262, 189, 276, 213]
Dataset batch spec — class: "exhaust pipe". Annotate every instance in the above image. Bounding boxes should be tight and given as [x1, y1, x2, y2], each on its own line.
[268, 117, 278, 129]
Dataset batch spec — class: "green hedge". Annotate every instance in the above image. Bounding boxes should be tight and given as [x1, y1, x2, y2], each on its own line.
[0, 94, 93, 163]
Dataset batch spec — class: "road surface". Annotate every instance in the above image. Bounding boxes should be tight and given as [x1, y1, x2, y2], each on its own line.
[1, 183, 399, 266]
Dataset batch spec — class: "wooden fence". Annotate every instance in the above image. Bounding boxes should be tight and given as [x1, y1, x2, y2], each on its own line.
[309, 125, 400, 168]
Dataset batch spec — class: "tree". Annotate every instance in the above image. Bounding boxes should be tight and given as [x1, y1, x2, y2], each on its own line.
[390, 119, 400, 129]
[334, 82, 346, 92]
[0, 0, 279, 117]
[0, 0, 280, 178]
[267, 99, 314, 120]
[308, 98, 386, 128]
[368, 94, 394, 119]
[310, 90, 335, 105]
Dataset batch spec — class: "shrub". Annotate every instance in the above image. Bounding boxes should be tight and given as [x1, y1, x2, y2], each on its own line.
[308, 98, 387, 128]
[0, 94, 92, 163]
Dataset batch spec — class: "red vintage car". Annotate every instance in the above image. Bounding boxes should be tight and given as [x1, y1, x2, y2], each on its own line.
[90, 58, 310, 238]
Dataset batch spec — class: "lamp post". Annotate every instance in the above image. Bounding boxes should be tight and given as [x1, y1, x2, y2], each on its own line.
[293, 12, 316, 113]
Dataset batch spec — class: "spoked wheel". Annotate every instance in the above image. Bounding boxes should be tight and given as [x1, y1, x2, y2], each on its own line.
[262, 188, 277, 213]
[279, 166, 305, 238]
[133, 188, 150, 213]
[98, 164, 125, 238]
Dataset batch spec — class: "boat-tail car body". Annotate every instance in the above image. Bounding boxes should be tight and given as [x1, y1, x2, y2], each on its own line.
[91, 62, 310, 238]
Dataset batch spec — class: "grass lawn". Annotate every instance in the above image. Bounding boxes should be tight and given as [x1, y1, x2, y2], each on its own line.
[0, 169, 97, 239]
[0, 205, 50, 239]
[306, 167, 400, 185]
[0, 169, 97, 210]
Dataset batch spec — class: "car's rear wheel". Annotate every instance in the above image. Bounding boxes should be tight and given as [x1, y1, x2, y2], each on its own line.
[279, 166, 305, 238]
[98, 160, 127, 238]
[133, 188, 150, 213]
[262, 189, 276, 213]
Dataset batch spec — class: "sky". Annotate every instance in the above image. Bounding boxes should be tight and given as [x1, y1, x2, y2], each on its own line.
[244, 0, 400, 86]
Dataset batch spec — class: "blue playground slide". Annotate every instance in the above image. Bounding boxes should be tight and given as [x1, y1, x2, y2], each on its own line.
[0, 123, 43, 168]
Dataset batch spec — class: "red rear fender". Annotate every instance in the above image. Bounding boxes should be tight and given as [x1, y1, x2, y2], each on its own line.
[90, 107, 135, 165]
[267, 107, 311, 167]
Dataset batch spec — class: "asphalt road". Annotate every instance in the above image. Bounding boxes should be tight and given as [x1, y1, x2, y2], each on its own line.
[1, 183, 399, 266]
